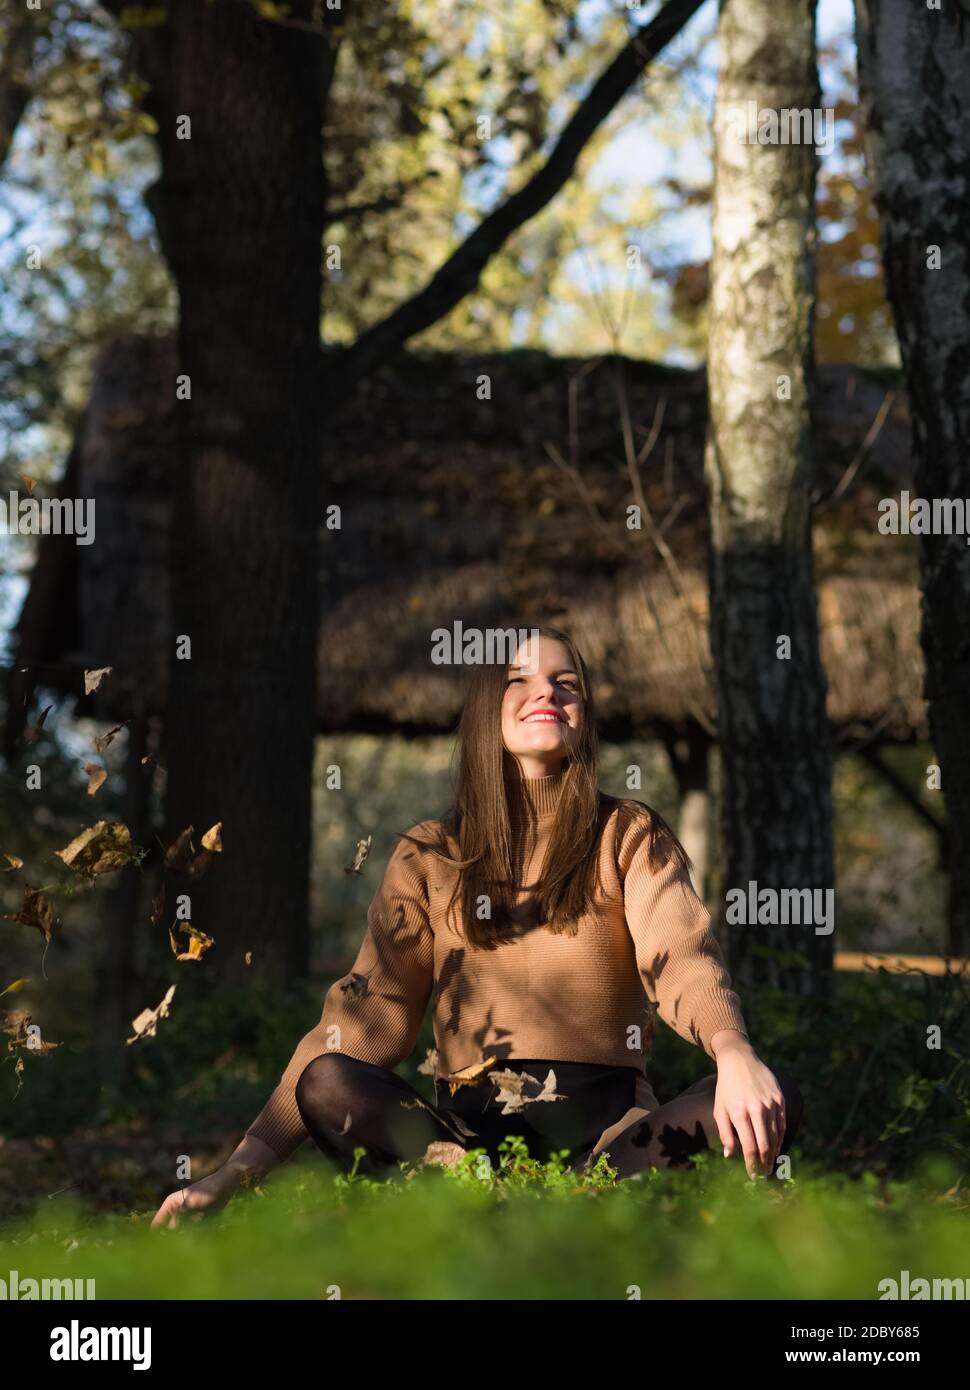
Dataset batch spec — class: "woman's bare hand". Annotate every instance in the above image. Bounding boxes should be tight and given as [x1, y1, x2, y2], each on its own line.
[151, 1165, 241, 1229]
[710, 1034, 786, 1179]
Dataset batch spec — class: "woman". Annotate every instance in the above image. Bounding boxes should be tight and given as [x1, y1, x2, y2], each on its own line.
[152, 626, 802, 1227]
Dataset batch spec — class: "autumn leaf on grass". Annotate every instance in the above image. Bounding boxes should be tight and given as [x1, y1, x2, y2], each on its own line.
[344, 836, 372, 875]
[25, 705, 52, 744]
[3, 885, 55, 978]
[55, 821, 142, 879]
[489, 1067, 566, 1116]
[83, 667, 112, 695]
[443, 1055, 499, 1097]
[168, 921, 214, 963]
[83, 763, 107, 796]
[126, 984, 176, 1045]
[94, 720, 130, 755]
[2, 854, 23, 872]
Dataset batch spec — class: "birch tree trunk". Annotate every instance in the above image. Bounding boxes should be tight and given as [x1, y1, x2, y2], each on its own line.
[705, 0, 834, 991]
[854, 0, 970, 955]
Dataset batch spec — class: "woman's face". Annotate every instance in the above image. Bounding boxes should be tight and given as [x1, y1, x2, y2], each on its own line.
[500, 635, 583, 774]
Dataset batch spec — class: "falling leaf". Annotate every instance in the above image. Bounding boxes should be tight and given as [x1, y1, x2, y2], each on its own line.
[168, 921, 214, 963]
[83, 667, 112, 695]
[0, 979, 29, 997]
[244, 951, 253, 966]
[164, 826, 195, 874]
[3, 885, 55, 943]
[149, 885, 166, 927]
[126, 984, 176, 1045]
[83, 763, 107, 796]
[344, 835, 372, 875]
[489, 1067, 566, 1115]
[20, 474, 37, 494]
[2, 854, 23, 872]
[200, 822, 223, 853]
[2, 1009, 61, 1079]
[94, 720, 130, 755]
[25, 705, 52, 744]
[417, 1047, 439, 1077]
[54, 821, 140, 879]
[443, 1055, 499, 1097]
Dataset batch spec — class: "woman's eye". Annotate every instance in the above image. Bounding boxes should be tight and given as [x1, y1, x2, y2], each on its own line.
[506, 677, 525, 685]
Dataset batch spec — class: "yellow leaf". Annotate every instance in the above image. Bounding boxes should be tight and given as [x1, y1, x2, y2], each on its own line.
[0, 979, 29, 997]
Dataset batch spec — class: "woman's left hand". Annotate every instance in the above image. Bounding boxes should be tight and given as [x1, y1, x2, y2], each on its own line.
[710, 1033, 786, 1179]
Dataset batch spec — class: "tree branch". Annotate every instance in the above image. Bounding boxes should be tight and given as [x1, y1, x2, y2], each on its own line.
[332, 0, 707, 389]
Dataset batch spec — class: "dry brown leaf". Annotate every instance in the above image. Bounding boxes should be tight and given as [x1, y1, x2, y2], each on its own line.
[168, 921, 214, 963]
[83, 763, 107, 796]
[244, 951, 253, 966]
[3, 885, 55, 943]
[2, 1009, 61, 1056]
[93, 720, 130, 755]
[126, 984, 176, 1045]
[2, 854, 23, 872]
[444, 1055, 499, 1097]
[83, 667, 112, 696]
[200, 822, 223, 853]
[344, 835, 372, 875]
[149, 885, 166, 927]
[20, 474, 37, 494]
[164, 826, 195, 873]
[489, 1067, 566, 1115]
[25, 705, 52, 744]
[54, 821, 140, 879]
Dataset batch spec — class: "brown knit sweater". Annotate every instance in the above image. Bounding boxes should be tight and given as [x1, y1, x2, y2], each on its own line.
[245, 770, 749, 1161]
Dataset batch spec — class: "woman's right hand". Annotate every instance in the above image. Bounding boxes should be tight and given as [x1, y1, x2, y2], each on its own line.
[151, 1164, 244, 1229]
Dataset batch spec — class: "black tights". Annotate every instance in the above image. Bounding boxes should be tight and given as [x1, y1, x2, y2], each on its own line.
[294, 1053, 803, 1183]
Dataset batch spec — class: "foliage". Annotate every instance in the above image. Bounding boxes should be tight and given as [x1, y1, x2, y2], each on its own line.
[1, 1139, 967, 1300]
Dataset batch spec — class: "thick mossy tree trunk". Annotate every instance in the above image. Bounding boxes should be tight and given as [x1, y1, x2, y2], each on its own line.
[704, 0, 834, 993]
[854, 0, 970, 955]
[108, 0, 325, 985]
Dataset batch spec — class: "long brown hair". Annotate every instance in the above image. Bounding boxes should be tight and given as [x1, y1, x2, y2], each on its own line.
[399, 623, 690, 948]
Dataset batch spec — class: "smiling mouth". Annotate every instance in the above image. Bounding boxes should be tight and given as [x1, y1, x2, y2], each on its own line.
[522, 712, 565, 724]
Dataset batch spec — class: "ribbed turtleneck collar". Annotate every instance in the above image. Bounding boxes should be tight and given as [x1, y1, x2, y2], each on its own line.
[510, 768, 566, 821]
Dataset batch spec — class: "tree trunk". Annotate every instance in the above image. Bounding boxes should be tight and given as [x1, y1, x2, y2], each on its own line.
[704, 0, 834, 992]
[854, 0, 970, 956]
[661, 726, 710, 897]
[116, 0, 324, 986]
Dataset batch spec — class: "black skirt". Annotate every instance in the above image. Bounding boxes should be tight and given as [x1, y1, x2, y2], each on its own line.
[432, 1058, 641, 1165]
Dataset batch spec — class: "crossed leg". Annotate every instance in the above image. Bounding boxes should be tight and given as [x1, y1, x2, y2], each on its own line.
[574, 1063, 803, 1183]
[294, 1052, 471, 1177]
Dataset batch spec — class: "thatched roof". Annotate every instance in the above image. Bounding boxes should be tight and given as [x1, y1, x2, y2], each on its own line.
[5, 330, 925, 750]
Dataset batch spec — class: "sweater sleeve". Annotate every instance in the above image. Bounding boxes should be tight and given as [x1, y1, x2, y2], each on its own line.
[244, 832, 435, 1162]
[618, 811, 749, 1060]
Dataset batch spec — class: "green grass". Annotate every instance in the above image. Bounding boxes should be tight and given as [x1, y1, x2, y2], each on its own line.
[2, 1139, 968, 1300]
